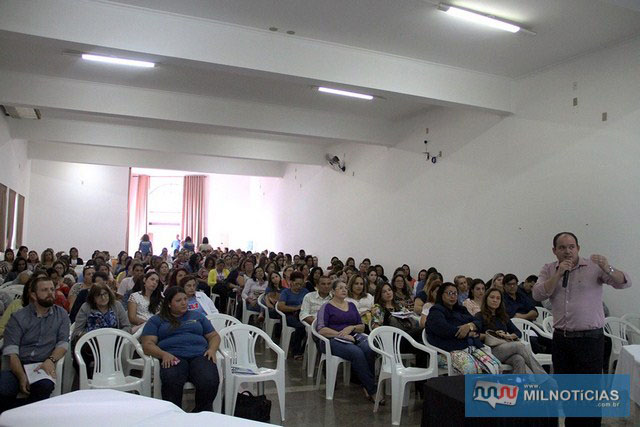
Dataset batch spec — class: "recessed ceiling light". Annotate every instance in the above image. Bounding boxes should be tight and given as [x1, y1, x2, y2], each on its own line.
[317, 87, 373, 100]
[286, 30, 295, 35]
[81, 53, 155, 68]
[269, 27, 278, 31]
[438, 3, 532, 34]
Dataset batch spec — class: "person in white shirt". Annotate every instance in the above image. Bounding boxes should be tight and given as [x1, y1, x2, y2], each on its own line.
[116, 262, 145, 301]
[300, 275, 332, 325]
[346, 274, 374, 326]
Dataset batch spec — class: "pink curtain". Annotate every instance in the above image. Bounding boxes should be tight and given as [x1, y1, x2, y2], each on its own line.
[6, 190, 16, 249]
[0, 184, 6, 251]
[127, 174, 150, 253]
[181, 175, 208, 246]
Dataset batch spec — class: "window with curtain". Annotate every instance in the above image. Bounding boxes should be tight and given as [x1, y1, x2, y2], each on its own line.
[147, 176, 183, 252]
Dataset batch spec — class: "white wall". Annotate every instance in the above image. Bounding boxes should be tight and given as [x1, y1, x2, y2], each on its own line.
[270, 37, 640, 317]
[27, 159, 129, 258]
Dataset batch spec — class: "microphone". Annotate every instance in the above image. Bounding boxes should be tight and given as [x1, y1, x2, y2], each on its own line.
[562, 270, 570, 288]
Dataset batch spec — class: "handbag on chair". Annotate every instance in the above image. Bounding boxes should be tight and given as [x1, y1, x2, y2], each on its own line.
[234, 390, 272, 422]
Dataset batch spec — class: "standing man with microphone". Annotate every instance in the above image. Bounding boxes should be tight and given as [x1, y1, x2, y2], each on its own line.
[533, 232, 631, 426]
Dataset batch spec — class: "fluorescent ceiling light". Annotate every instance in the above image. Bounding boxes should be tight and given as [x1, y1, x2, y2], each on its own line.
[81, 54, 155, 68]
[318, 87, 373, 100]
[439, 3, 521, 33]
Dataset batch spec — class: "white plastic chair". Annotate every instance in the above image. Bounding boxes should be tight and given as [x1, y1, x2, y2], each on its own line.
[510, 318, 553, 369]
[218, 324, 286, 421]
[534, 307, 552, 327]
[311, 318, 351, 400]
[208, 312, 241, 331]
[274, 302, 295, 358]
[604, 317, 640, 373]
[257, 294, 280, 339]
[369, 327, 437, 425]
[303, 321, 317, 377]
[241, 296, 260, 325]
[210, 292, 219, 307]
[621, 313, 640, 344]
[62, 322, 76, 394]
[74, 328, 152, 396]
[420, 329, 454, 376]
[542, 316, 554, 334]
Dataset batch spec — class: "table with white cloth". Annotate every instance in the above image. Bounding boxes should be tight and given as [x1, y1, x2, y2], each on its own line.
[0, 389, 270, 427]
[615, 344, 640, 406]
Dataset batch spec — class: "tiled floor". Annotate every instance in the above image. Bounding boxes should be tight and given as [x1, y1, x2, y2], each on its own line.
[183, 341, 640, 427]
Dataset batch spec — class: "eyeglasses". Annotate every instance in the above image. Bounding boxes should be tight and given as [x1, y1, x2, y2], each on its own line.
[98, 292, 110, 298]
[445, 290, 458, 296]
[505, 282, 518, 287]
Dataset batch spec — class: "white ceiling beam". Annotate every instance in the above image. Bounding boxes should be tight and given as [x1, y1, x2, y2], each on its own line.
[0, 71, 395, 146]
[27, 140, 286, 178]
[0, 0, 513, 113]
[9, 117, 327, 166]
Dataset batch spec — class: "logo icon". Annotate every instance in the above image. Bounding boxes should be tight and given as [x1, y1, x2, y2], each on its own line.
[473, 380, 519, 408]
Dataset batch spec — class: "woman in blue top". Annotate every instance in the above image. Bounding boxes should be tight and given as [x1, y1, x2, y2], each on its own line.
[141, 286, 220, 412]
[138, 234, 153, 257]
[316, 279, 377, 402]
[425, 282, 482, 352]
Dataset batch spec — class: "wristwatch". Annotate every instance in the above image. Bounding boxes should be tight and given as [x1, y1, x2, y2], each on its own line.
[607, 265, 615, 275]
[48, 356, 57, 364]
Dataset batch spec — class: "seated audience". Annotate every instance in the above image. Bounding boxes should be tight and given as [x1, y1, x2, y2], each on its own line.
[346, 274, 374, 326]
[426, 283, 502, 374]
[300, 275, 332, 325]
[414, 277, 442, 314]
[47, 267, 69, 311]
[454, 275, 469, 305]
[68, 247, 84, 267]
[365, 267, 380, 295]
[70, 271, 109, 322]
[413, 269, 429, 296]
[241, 265, 268, 318]
[72, 282, 131, 343]
[0, 249, 15, 282]
[463, 279, 485, 317]
[390, 273, 413, 310]
[2, 257, 27, 284]
[37, 248, 55, 271]
[519, 274, 543, 308]
[281, 266, 294, 289]
[277, 272, 308, 359]
[179, 275, 218, 316]
[476, 288, 546, 374]
[371, 282, 429, 368]
[141, 286, 220, 412]
[68, 265, 95, 311]
[488, 273, 505, 292]
[0, 276, 70, 412]
[419, 279, 442, 328]
[128, 271, 163, 332]
[502, 273, 537, 321]
[263, 271, 283, 319]
[26, 251, 40, 272]
[316, 279, 377, 402]
[305, 267, 323, 293]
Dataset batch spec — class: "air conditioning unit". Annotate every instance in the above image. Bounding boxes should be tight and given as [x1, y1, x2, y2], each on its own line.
[1, 105, 41, 120]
